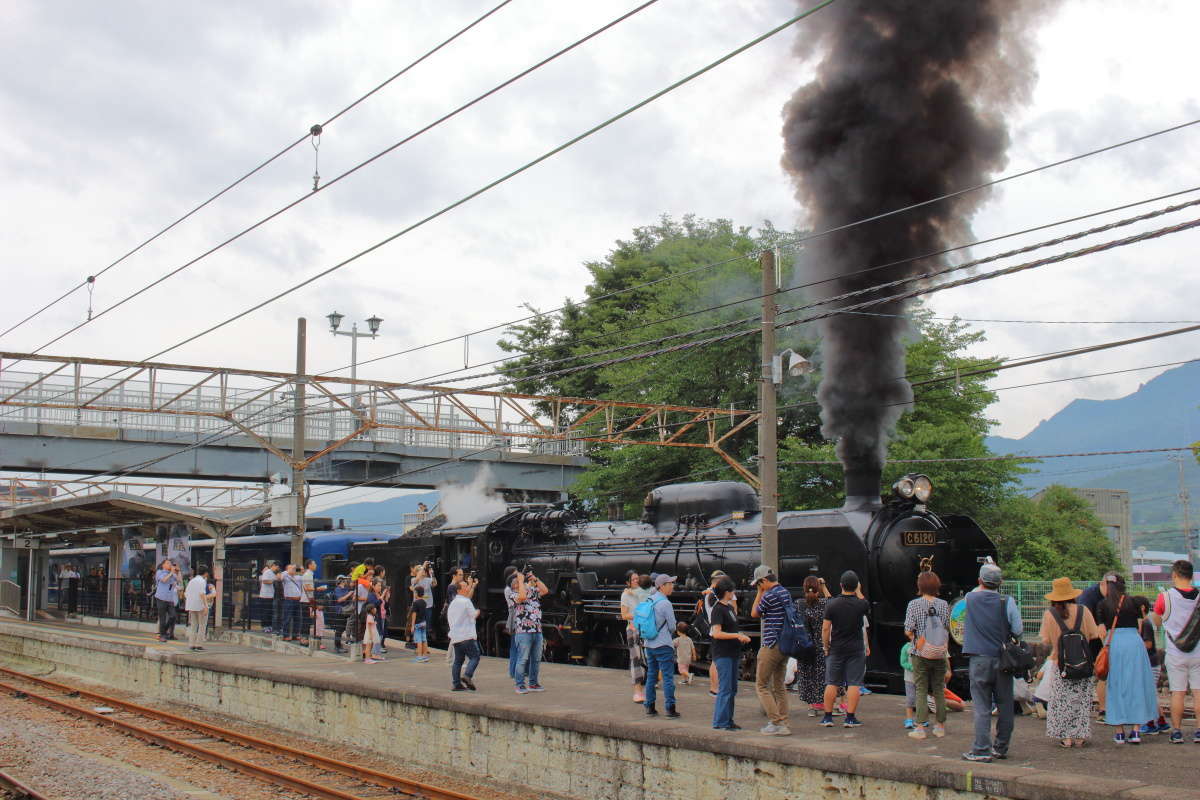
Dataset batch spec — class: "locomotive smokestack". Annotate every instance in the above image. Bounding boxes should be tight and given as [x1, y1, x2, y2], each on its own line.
[781, 0, 1055, 486]
[842, 466, 882, 512]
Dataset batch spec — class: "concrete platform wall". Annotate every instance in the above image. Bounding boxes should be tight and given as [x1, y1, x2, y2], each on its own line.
[0, 622, 1099, 800]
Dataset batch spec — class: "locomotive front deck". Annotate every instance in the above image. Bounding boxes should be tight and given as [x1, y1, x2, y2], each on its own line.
[0, 617, 1193, 800]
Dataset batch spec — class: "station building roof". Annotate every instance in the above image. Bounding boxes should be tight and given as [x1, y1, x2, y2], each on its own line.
[0, 491, 268, 542]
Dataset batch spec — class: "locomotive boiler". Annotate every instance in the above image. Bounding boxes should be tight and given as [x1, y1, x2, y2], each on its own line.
[350, 468, 996, 690]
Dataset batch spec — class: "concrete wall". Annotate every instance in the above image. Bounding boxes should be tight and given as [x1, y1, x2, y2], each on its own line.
[0, 622, 1148, 800]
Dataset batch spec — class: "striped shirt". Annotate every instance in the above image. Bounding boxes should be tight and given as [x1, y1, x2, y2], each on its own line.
[756, 585, 791, 648]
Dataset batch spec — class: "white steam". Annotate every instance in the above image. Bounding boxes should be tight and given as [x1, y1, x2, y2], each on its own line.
[438, 466, 507, 526]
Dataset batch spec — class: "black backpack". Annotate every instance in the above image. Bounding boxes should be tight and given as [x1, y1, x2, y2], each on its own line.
[1053, 607, 1093, 680]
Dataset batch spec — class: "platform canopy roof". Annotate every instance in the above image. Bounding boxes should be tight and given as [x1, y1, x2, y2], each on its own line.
[0, 491, 268, 541]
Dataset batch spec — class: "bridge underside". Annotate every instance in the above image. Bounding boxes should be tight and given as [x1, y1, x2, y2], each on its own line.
[0, 423, 586, 500]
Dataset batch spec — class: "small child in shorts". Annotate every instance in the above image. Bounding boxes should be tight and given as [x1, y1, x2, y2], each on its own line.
[672, 622, 696, 684]
[900, 641, 918, 729]
[410, 586, 430, 662]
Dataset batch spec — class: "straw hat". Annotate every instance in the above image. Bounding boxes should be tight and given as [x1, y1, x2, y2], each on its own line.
[1044, 577, 1082, 602]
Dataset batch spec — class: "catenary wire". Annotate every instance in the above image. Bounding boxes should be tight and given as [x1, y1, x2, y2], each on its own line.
[20, 0, 665, 359]
[337, 120, 1200, 375]
[0, 0, 515, 343]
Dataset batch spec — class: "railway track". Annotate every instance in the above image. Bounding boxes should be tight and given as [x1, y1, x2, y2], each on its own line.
[0, 767, 52, 800]
[0, 666, 479, 800]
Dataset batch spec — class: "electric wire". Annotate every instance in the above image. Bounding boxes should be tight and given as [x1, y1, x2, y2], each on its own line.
[20, 0, 665, 359]
[0, 0, 515, 343]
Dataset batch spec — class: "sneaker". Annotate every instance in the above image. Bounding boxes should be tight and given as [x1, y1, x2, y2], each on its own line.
[932, 725, 946, 739]
[859, 686, 873, 695]
[808, 707, 819, 717]
[462, 676, 476, 691]
[1139, 723, 1157, 737]
[1113, 732, 1126, 745]
[527, 684, 545, 692]
[843, 714, 862, 728]
[452, 686, 467, 692]
[773, 725, 791, 736]
[903, 718, 915, 730]
[645, 706, 658, 717]
[415, 656, 430, 663]
[961, 752, 992, 763]
[1129, 729, 1142, 745]
[819, 714, 835, 727]
[908, 728, 927, 740]
[760, 722, 781, 735]
[990, 748, 1007, 760]
[515, 685, 529, 695]
[1168, 729, 1183, 744]
[364, 658, 381, 664]
[1156, 720, 1171, 734]
[1193, 730, 1200, 744]
[665, 707, 681, 719]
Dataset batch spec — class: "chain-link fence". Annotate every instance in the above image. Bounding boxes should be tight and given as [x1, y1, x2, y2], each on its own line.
[999, 580, 1168, 644]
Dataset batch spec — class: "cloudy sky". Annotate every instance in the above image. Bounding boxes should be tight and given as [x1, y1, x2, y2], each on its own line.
[2, 0, 1198, 506]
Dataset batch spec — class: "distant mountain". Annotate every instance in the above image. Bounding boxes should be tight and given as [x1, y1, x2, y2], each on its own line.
[314, 491, 439, 528]
[986, 361, 1200, 551]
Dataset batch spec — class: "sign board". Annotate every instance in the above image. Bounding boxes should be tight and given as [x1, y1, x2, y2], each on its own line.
[11, 538, 41, 550]
[902, 530, 937, 546]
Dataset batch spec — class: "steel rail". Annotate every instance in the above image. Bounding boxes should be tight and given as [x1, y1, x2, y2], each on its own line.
[0, 668, 480, 800]
[0, 767, 52, 800]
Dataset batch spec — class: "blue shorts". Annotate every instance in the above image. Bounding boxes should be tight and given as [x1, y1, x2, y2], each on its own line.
[413, 623, 427, 644]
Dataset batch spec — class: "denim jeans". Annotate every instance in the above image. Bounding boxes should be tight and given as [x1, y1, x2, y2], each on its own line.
[451, 639, 481, 689]
[713, 655, 738, 728]
[969, 655, 1014, 755]
[281, 598, 300, 638]
[508, 638, 518, 681]
[513, 631, 543, 688]
[644, 646, 676, 710]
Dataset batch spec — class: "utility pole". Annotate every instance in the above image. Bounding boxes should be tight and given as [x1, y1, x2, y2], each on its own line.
[1170, 455, 1194, 563]
[290, 318, 307, 568]
[758, 249, 778, 572]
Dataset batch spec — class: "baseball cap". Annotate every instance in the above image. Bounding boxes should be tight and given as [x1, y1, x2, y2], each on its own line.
[752, 564, 776, 584]
[654, 574, 677, 588]
[979, 563, 1003, 587]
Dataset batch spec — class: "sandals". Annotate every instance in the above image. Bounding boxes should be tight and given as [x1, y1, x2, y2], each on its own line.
[1059, 739, 1073, 749]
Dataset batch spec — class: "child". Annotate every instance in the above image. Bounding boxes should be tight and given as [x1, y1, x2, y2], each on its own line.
[410, 586, 430, 663]
[900, 641, 918, 730]
[361, 603, 381, 664]
[672, 622, 696, 684]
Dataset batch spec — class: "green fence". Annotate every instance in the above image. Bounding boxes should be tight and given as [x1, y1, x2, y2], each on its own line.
[998, 581, 1167, 643]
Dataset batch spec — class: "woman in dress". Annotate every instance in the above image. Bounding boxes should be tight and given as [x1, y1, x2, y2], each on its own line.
[1038, 577, 1099, 747]
[620, 570, 648, 703]
[1097, 575, 1158, 744]
[795, 575, 831, 715]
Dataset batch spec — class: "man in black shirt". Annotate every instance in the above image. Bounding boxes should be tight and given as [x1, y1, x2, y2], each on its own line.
[820, 571, 870, 728]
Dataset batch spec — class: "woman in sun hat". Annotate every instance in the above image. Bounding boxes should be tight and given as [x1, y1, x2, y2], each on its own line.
[1038, 577, 1100, 747]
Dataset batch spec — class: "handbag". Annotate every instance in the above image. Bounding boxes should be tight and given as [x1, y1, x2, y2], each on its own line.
[1094, 595, 1124, 680]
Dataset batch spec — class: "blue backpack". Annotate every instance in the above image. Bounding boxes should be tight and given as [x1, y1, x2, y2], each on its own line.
[777, 598, 815, 659]
[633, 594, 666, 640]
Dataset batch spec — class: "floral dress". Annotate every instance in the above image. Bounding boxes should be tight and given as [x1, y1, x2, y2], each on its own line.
[796, 597, 827, 705]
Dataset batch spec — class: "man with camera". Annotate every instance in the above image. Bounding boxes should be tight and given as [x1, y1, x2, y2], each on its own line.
[506, 567, 549, 694]
[154, 558, 181, 643]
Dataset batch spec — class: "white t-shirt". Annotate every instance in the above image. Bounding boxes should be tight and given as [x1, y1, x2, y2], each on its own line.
[447, 595, 478, 644]
[300, 569, 315, 602]
[185, 575, 210, 612]
[258, 568, 275, 599]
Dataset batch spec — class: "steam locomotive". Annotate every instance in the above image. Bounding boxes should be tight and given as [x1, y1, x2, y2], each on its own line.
[348, 469, 995, 690]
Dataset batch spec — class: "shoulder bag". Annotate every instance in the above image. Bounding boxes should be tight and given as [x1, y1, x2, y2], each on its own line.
[1094, 595, 1124, 680]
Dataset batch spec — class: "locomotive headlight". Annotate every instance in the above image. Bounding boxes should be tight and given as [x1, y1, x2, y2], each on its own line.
[892, 477, 916, 499]
[912, 474, 933, 503]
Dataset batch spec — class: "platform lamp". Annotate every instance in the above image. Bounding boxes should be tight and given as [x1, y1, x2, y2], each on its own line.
[327, 311, 383, 383]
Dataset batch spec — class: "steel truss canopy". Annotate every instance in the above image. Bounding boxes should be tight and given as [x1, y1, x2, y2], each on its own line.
[0, 352, 763, 487]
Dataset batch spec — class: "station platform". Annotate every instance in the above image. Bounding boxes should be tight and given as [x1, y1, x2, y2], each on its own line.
[0, 617, 1195, 800]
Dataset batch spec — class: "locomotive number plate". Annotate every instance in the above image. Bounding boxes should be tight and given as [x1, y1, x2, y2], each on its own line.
[903, 530, 937, 546]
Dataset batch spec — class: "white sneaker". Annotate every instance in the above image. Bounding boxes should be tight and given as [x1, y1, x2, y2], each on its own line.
[760, 723, 780, 735]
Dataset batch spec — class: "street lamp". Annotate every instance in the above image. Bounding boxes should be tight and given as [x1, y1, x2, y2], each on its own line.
[327, 312, 383, 382]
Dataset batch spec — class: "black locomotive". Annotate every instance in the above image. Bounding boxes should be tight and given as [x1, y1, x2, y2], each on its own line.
[348, 468, 995, 690]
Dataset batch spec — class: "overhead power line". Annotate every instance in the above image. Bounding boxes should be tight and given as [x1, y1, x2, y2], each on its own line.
[20, 0, 664, 359]
[0, 0, 514, 343]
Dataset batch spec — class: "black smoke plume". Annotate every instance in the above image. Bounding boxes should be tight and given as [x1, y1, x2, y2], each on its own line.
[781, 0, 1053, 479]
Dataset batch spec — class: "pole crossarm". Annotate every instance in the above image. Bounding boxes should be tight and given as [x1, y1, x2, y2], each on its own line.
[0, 351, 758, 474]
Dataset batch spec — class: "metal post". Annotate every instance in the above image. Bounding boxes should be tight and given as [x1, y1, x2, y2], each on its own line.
[291, 318, 307, 568]
[758, 249, 778, 572]
[25, 540, 35, 622]
[1171, 455, 1194, 563]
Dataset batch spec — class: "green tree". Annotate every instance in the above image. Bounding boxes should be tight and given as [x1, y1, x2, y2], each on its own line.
[981, 485, 1122, 580]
